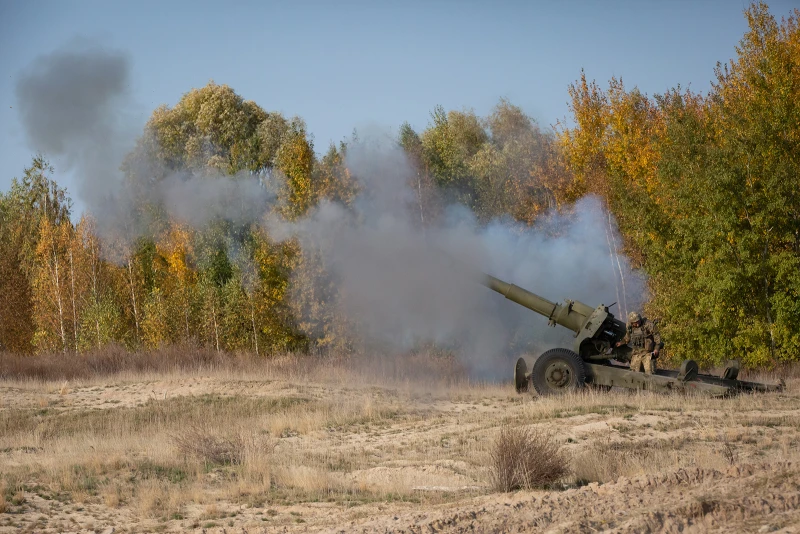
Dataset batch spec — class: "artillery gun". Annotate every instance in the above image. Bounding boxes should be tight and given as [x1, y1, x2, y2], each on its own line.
[483, 273, 783, 396]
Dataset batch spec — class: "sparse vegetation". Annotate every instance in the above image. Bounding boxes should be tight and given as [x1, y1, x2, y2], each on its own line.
[490, 425, 569, 491]
[172, 424, 272, 466]
[1, 351, 798, 531]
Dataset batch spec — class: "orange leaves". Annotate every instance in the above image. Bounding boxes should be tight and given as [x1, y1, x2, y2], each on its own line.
[31, 217, 74, 352]
[557, 72, 702, 218]
[555, 72, 611, 203]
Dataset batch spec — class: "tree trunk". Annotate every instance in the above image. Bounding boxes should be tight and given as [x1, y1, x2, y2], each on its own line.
[127, 259, 140, 344]
[51, 245, 67, 354]
[416, 172, 427, 239]
[212, 301, 220, 353]
[250, 297, 259, 356]
[763, 242, 776, 360]
[90, 240, 101, 349]
[184, 287, 190, 341]
[69, 250, 78, 352]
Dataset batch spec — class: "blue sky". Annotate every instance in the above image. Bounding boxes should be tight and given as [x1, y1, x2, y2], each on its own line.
[1, 0, 797, 201]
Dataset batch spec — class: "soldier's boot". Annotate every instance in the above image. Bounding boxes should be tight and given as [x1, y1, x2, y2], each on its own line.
[630, 352, 644, 373]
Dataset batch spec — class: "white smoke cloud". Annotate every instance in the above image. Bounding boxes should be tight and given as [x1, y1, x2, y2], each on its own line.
[15, 43, 645, 379]
[270, 134, 646, 378]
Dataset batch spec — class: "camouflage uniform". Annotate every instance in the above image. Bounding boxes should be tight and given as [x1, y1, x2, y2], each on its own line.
[621, 313, 661, 375]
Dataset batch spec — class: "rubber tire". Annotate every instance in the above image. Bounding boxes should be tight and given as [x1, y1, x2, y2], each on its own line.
[531, 348, 587, 396]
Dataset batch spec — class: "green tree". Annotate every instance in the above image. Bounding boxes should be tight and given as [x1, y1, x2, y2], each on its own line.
[420, 106, 488, 204]
[655, 3, 800, 366]
[74, 216, 126, 350]
[140, 82, 269, 174]
[312, 142, 359, 207]
[557, 3, 800, 367]
[0, 157, 72, 352]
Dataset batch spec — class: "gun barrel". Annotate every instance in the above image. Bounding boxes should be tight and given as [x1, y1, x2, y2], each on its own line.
[483, 274, 592, 333]
[485, 274, 558, 319]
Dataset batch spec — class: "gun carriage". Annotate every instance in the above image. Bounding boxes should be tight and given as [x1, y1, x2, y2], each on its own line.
[482, 274, 783, 396]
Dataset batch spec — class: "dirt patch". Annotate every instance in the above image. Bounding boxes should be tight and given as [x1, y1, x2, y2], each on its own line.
[1, 364, 798, 533]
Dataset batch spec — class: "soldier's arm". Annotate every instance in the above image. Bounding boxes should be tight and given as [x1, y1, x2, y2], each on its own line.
[618, 325, 631, 346]
[648, 320, 662, 350]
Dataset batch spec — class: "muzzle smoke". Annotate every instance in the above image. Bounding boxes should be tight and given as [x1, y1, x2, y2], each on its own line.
[272, 134, 645, 378]
[15, 43, 645, 379]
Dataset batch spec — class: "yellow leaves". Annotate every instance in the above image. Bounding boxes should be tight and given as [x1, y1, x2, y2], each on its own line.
[557, 72, 667, 209]
[30, 217, 77, 353]
[275, 124, 315, 219]
[715, 2, 800, 138]
[314, 145, 359, 206]
[158, 221, 196, 284]
[555, 71, 612, 200]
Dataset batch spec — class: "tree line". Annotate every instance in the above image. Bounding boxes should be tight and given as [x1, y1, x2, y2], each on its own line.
[1, 3, 797, 367]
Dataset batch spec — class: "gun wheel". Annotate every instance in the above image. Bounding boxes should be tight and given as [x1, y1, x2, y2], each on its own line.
[531, 348, 586, 396]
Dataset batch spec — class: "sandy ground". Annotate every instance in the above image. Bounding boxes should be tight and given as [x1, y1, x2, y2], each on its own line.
[1, 363, 798, 533]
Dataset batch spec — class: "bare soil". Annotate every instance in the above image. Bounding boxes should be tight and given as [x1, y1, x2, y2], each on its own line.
[1, 356, 798, 533]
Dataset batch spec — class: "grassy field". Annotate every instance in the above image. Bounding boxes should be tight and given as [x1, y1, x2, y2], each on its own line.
[1, 347, 799, 533]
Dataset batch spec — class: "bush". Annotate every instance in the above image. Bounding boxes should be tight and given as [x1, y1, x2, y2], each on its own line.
[489, 425, 569, 492]
[173, 425, 247, 465]
[172, 424, 275, 467]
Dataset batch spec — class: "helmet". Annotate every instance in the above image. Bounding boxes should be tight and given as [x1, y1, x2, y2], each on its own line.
[628, 311, 642, 324]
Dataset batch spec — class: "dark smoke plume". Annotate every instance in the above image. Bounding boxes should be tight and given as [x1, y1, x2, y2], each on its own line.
[15, 39, 134, 222]
[15, 40, 273, 252]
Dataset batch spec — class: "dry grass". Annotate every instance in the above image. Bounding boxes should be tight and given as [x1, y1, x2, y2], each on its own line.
[0, 344, 469, 386]
[489, 425, 569, 492]
[173, 425, 248, 465]
[0, 347, 798, 532]
[0, 343, 229, 381]
[571, 438, 663, 484]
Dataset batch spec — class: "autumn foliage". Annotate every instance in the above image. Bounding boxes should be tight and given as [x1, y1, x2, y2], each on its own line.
[556, 2, 800, 366]
[1, 3, 797, 369]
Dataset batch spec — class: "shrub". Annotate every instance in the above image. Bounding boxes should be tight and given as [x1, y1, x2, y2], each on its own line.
[173, 425, 247, 465]
[489, 425, 569, 492]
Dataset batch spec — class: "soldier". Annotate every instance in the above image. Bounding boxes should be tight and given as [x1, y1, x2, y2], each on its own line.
[616, 311, 662, 375]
